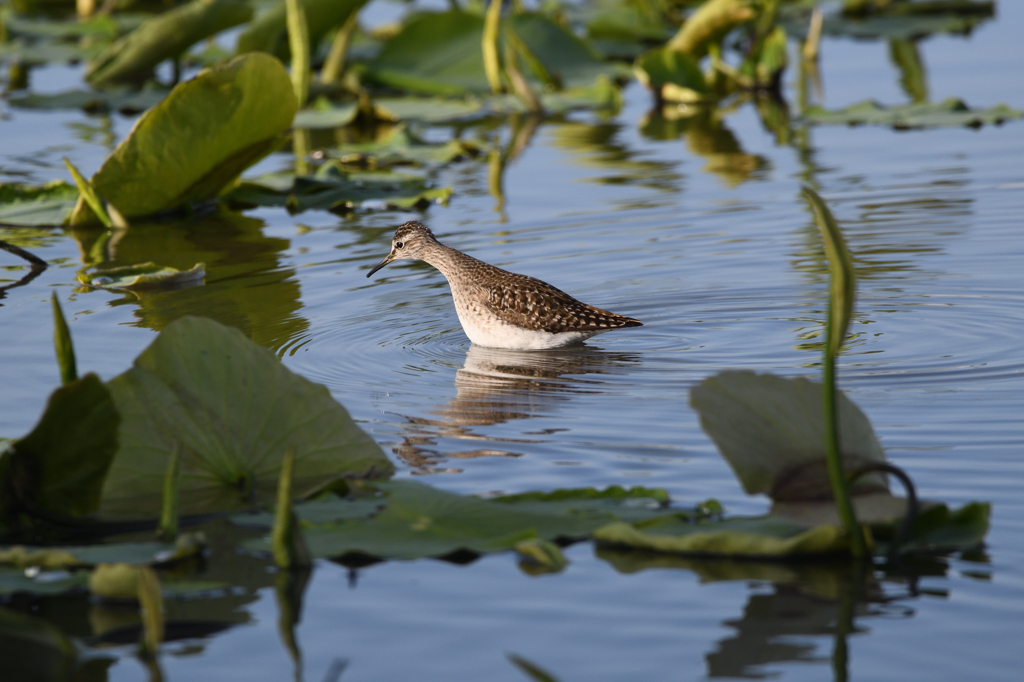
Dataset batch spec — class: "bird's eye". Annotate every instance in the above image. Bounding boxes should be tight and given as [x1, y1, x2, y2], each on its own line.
[395, 241, 404, 249]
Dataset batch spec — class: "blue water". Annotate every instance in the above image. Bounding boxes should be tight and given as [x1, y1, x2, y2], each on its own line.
[2, 3, 1024, 680]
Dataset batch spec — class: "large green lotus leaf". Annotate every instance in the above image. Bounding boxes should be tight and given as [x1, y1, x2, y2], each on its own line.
[101, 316, 392, 517]
[235, 0, 368, 57]
[0, 181, 77, 226]
[242, 481, 682, 561]
[86, 0, 253, 87]
[594, 515, 851, 557]
[366, 11, 491, 95]
[690, 371, 887, 501]
[4, 374, 119, 522]
[506, 12, 623, 90]
[70, 53, 297, 225]
[804, 98, 1022, 129]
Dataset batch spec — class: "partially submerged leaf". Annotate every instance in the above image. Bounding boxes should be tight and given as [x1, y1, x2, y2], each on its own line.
[70, 53, 297, 225]
[634, 47, 709, 103]
[804, 98, 1022, 129]
[0, 181, 78, 227]
[594, 515, 852, 557]
[78, 262, 206, 290]
[690, 371, 887, 501]
[5, 374, 119, 521]
[101, 316, 392, 517]
[86, 0, 253, 87]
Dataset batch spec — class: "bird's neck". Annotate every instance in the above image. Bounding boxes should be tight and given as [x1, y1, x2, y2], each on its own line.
[421, 242, 487, 282]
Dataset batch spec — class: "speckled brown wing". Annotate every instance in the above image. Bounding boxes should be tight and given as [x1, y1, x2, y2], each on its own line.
[481, 269, 642, 333]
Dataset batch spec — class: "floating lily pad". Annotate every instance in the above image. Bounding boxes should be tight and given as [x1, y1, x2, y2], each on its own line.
[0, 568, 88, 597]
[241, 481, 681, 561]
[0, 181, 78, 226]
[804, 98, 1022, 129]
[226, 169, 452, 214]
[86, 0, 253, 87]
[70, 52, 297, 225]
[327, 126, 482, 167]
[100, 316, 392, 517]
[78, 262, 205, 290]
[0, 536, 202, 569]
[7, 85, 169, 114]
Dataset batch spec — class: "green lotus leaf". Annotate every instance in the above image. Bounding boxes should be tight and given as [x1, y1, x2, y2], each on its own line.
[0, 536, 202, 569]
[594, 515, 851, 557]
[634, 47, 709, 102]
[0, 181, 78, 226]
[70, 53, 297, 225]
[690, 371, 888, 502]
[236, 0, 368, 56]
[241, 480, 681, 561]
[804, 98, 1022, 129]
[86, 0, 253, 87]
[366, 10, 490, 95]
[3, 374, 119, 524]
[8, 85, 168, 114]
[0, 568, 89, 597]
[100, 316, 392, 517]
[78, 262, 206, 290]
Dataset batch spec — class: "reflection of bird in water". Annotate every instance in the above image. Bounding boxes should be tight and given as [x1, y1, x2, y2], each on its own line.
[390, 345, 642, 474]
[366, 221, 642, 349]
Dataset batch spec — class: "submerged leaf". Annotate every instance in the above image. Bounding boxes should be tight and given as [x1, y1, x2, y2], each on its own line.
[101, 316, 392, 517]
[804, 98, 1022, 129]
[78, 262, 206, 290]
[70, 53, 297, 225]
[690, 371, 887, 501]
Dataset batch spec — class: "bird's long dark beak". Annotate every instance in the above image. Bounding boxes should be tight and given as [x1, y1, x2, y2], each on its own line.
[366, 251, 395, 278]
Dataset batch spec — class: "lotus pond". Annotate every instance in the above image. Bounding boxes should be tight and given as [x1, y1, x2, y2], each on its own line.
[2, 0, 1023, 680]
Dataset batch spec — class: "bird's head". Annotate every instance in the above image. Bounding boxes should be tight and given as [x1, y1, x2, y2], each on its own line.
[366, 221, 439, 278]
